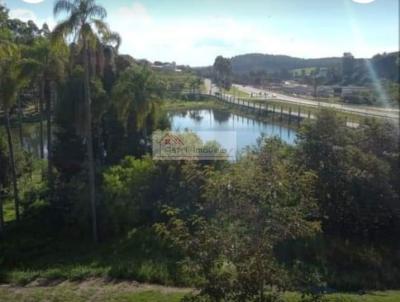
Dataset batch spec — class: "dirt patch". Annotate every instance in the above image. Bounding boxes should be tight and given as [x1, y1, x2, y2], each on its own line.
[2, 277, 194, 294]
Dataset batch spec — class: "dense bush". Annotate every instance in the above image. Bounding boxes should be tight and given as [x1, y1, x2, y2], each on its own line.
[155, 139, 320, 301]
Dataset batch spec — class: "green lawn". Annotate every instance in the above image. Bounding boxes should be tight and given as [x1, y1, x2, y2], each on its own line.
[1, 284, 399, 302]
[0, 284, 187, 302]
[0, 227, 191, 287]
[285, 291, 400, 302]
[223, 86, 250, 98]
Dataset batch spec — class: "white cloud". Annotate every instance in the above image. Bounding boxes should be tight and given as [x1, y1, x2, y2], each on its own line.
[352, 0, 375, 3]
[9, 8, 37, 22]
[22, 0, 45, 4]
[9, 8, 56, 30]
[109, 2, 340, 66]
[101, 1, 394, 66]
[115, 2, 151, 24]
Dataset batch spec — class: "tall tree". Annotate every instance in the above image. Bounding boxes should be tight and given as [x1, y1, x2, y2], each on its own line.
[28, 37, 68, 190]
[213, 55, 232, 90]
[0, 44, 26, 221]
[0, 134, 9, 235]
[52, 0, 118, 242]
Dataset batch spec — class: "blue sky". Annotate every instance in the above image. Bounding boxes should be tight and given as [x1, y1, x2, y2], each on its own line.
[3, 0, 399, 66]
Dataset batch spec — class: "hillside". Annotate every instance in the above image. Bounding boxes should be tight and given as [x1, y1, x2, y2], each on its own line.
[230, 53, 342, 74]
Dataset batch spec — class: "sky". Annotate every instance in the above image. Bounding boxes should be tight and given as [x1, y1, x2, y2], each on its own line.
[2, 0, 399, 66]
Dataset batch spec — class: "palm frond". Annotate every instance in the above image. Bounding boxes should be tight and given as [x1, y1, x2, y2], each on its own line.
[53, 0, 76, 17]
[103, 31, 121, 50]
[51, 17, 79, 42]
[0, 41, 19, 60]
[93, 19, 110, 36]
[18, 58, 41, 82]
[87, 4, 107, 19]
[80, 23, 98, 49]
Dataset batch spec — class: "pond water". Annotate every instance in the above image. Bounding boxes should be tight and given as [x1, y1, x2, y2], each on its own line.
[4, 109, 298, 160]
[168, 109, 298, 158]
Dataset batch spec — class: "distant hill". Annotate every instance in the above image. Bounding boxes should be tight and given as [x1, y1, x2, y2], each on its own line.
[194, 52, 399, 85]
[230, 53, 342, 74]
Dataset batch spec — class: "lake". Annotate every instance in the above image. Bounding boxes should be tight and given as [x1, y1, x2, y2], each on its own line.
[168, 109, 298, 159]
[4, 109, 297, 161]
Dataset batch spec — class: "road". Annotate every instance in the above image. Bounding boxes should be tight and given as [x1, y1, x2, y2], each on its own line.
[232, 84, 399, 120]
[211, 89, 360, 128]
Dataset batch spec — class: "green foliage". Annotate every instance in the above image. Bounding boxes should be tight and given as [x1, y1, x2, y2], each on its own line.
[213, 55, 232, 90]
[112, 65, 165, 130]
[0, 134, 9, 190]
[297, 110, 400, 241]
[103, 156, 156, 233]
[160, 71, 201, 93]
[156, 139, 320, 302]
[2, 0, 400, 298]
[0, 226, 187, 286]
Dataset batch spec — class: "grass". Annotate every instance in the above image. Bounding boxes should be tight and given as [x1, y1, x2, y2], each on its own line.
[0, 283, 188, 302]
[0, 227, 192, 287]
[222, 86, 250, 98]
[0, 283, 399, 302]
[284, 291, 400, 302]
[162, 99, 225, 111]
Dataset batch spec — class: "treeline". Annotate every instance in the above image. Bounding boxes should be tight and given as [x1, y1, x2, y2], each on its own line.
[230, 53, 341, 75]
[196, 52, 399, 89]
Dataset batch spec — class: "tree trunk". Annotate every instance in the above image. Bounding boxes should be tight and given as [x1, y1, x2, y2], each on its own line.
[0, 188, 4, 236]
[17, 96, 24, 147]
[83, 42, 98, 243]
[39, 80, 45, 159]
[5, 111, 20, 222]
[47, 81, 54, 195]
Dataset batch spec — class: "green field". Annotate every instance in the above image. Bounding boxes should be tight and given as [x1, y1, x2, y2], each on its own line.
[1, 283, 399, 302]
[222, 86, 250, 98]
[0, 283, 188, 302]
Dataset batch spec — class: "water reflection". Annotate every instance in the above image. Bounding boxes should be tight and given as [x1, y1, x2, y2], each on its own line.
[168, 109, 297, 155]
[6, 109, 298, 160]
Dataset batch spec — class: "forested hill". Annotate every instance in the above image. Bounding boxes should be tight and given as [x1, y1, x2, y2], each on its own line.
[230, 53, 342, 74]
[197, 52, 399, 84]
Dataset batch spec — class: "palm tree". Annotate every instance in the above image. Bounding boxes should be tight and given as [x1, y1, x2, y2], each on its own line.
[0, 133, 9, 235]
[52, 0, 119, 242]
[112, 66, 164, 131]
[29, 38, 68, 191]
[0, 43, 26, 222]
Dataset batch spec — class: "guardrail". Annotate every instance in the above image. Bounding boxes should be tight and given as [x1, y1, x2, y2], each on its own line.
[179, 90, 398, 122]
